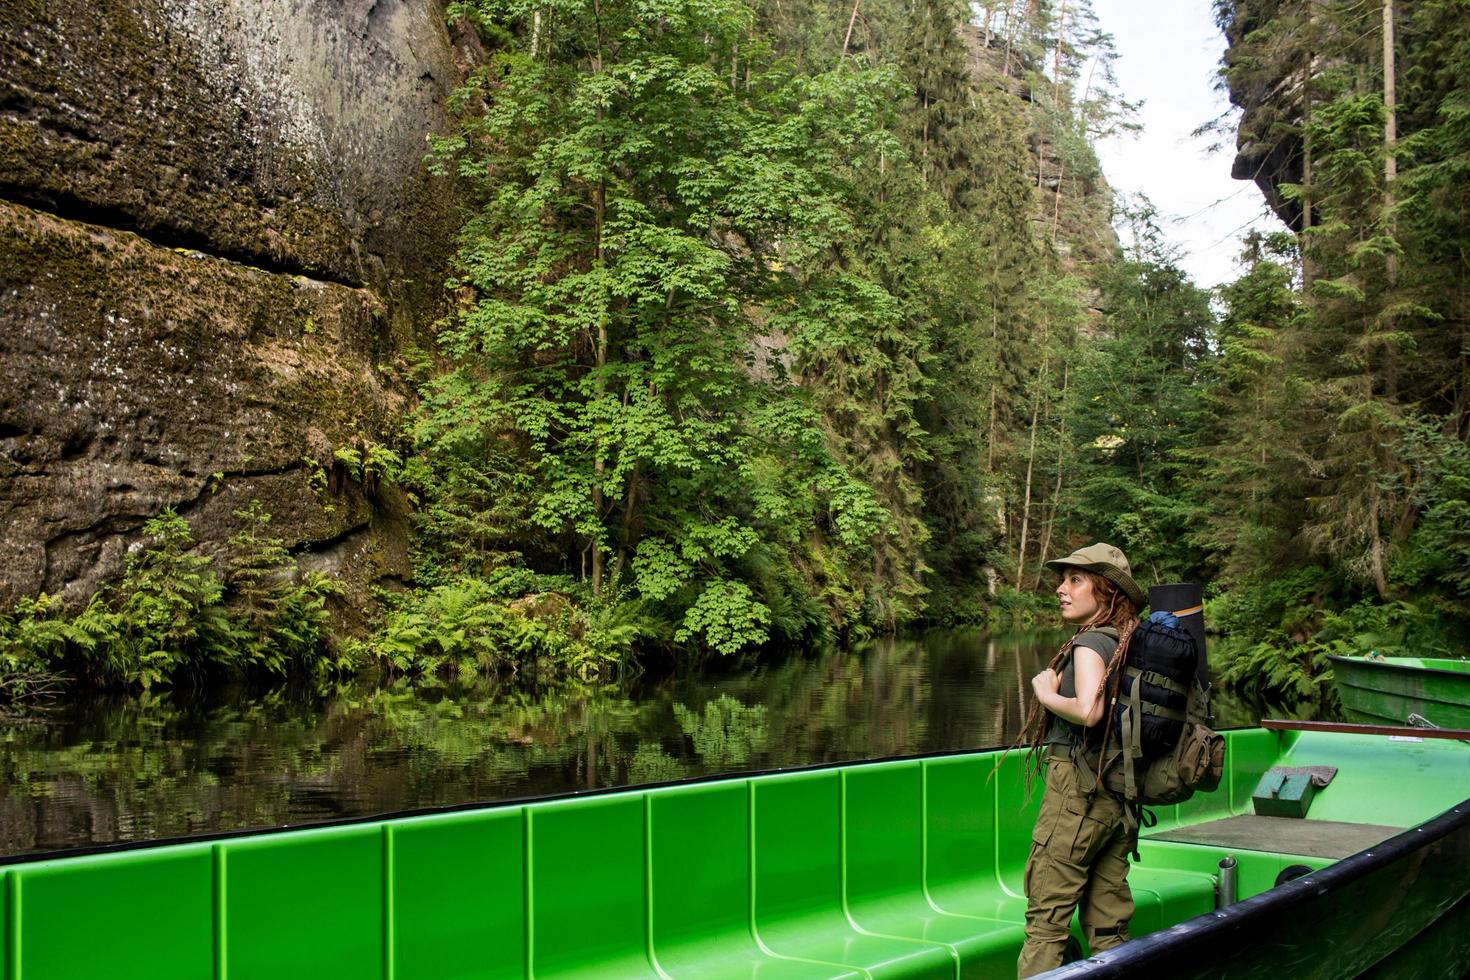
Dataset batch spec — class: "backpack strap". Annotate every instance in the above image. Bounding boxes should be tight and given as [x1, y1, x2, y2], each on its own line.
[1137, 669, 1188, 698]
[1120, 672, 1143, 802]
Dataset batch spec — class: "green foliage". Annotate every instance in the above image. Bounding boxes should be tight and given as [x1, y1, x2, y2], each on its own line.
[0, 507, 354, 691]
[419, 0, 929, 655]
[984, 586, 1060, 630]
[89, 511, 233, 687]
[413, 0, 1101, 653]
[332, 442, 404, 486]
[674, 580, 771, 655]
[364, 577, 655, 678]
[0, 593, 88, 693]
[1211, 635, 1336, 709]
[222, 501, 345, 679]
[1061, 199, 1216, 584]
[1391, 421, 1470, 618]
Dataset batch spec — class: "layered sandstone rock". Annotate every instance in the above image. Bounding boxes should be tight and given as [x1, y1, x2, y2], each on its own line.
[0, 0, 471, 617]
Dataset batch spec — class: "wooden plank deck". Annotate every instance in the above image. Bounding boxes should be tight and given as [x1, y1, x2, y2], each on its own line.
[1144, 814, 1404, 859]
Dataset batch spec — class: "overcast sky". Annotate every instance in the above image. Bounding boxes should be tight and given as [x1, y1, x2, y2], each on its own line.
[1088, 0, 1281, 289]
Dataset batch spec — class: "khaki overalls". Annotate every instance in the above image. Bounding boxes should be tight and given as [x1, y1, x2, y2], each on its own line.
[1017, 633, 1136, 978]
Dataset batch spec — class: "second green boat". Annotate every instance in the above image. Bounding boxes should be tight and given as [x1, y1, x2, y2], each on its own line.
[1328, 654, 1470, 728]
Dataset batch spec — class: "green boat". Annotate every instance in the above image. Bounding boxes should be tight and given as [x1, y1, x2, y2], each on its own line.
[1, 725, 1467, 979]
[1329, 654, 1470, 729]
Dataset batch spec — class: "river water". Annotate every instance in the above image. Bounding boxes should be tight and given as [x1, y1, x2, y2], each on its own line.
[0, 629, 1256, 857]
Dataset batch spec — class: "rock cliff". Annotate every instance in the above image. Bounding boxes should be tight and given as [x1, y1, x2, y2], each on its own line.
[1218, 0, 1304, 231]
[0, 0, 471, 617]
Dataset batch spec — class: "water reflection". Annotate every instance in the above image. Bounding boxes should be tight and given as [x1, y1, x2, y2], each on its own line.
[0, 629, 1253, 856]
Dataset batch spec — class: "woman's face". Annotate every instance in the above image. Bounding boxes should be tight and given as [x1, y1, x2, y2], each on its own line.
[1056, 568, 1102, 625]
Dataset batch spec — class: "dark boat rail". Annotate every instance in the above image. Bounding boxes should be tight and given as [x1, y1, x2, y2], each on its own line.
[1262, 717, 1470, 741]
[0, 739, 1026, 867]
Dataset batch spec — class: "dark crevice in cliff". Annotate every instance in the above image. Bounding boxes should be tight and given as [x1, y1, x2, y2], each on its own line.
[173, 462, 313, 518]
[0, 184, 367, 291]
[292, 522, 373, 558]
[41, 513, 157, 583]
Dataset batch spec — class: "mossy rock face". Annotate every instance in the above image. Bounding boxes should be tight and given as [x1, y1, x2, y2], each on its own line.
[0, 199, 409, 614]
[0, 0, 476, 625]
[0, 0, 462, 300]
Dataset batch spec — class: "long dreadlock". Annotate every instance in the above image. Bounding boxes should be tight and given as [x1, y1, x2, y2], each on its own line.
[1015, 571, 1140, 796]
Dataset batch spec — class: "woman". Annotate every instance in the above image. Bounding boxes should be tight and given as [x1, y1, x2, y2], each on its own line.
[1015, 543, 1145, 978]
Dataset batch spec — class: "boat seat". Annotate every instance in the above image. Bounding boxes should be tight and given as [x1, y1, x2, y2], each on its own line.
[1125, 865, 1217, 933]
[529, 795, 662, 978]
[220, 824, 387, 979]
[388, 808, 526, 979]
[845, 761, 1029, 978]
[924, 753, 1033, 924]
[7, 843, 215, 979]
[649, 782, 864, 978]
[753, 771, 960, 978]
[923, 753, 1216, 948]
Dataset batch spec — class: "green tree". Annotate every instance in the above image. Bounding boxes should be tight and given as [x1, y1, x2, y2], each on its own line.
[1065, 200, 1215, 582]
[423, 0, 904, 652]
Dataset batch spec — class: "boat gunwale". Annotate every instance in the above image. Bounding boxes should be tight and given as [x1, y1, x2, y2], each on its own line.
[0, 724, 1283, 867]
[1046, 795, 1470, 977]
[1327, 653, 1470, 682]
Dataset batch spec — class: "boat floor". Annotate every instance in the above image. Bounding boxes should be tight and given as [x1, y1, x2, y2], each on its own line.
[1144, 814, 1404, 859]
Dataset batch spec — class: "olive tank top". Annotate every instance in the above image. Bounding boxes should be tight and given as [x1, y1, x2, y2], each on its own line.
[1043, 629, 1120, 748]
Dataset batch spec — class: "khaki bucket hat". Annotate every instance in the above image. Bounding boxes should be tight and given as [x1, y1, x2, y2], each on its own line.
[1045, 542, 1145, 607]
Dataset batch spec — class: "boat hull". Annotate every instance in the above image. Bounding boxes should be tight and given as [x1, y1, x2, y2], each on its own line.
[0, 728, 1466, 979]
[1049, 797, 1470, 979]
[1329, 655, 1470, 728]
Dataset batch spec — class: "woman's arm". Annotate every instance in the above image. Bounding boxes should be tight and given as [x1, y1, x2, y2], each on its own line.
[1031, 645, 1109, 727]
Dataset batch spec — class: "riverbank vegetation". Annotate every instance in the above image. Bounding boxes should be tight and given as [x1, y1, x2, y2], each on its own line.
[0, 508, 350, 691]
[380, 0, 1132, 670]
[4, 0, 1467, 707]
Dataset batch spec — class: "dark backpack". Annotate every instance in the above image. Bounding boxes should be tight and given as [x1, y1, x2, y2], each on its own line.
[1097, 622, 1225, 806]
[1112, 621, 1195, 760]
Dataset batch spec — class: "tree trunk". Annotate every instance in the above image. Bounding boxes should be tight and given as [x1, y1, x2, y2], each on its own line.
[1382, 0, 1398, 399]
[1015, 347, 1047, 589]
[842, 0, 861, 57]
[987, 287, 1000, 473]
[1047, 5, 1070, 240]
[1052, 2, 1066, 91]
[1382, 0, 1397, 267]
[1051, 156, 1065, 240]
[1370, 491, 1389, 599]
[590, 12, 607, 597]
[611, 460, 640, 587]
[1301, 59, 1312, 233]
[1033, 363, 1068, 588]
[1001, 3, 1015, 78]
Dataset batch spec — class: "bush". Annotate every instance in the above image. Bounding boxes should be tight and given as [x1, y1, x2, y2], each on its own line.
[222, 501, 346, 679]
[366, 574, 659, 679]
[0, 506, 355, 692]
[1207, 570, 1468, 710]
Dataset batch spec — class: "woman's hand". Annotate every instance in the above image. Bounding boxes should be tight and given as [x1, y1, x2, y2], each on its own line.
[1031, 647, 1106, 726]
[1031, 667, 1061, 701]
